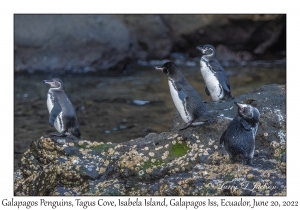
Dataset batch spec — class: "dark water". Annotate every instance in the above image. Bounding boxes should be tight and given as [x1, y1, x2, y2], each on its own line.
[14, 62, 286, 169]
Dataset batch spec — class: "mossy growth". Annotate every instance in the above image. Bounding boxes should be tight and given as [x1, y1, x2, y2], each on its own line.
[104, 188, 122, 196]
[183, 161, 193, 171]
[95, 186, 122, 196]
[168, 141, 189, 158]
[74, 142, 114, 153]
[74, 142, 88, 149]
[89, 186, 98, 194]
[199, 186, 217, 196]
[274, 149, 285, 162]
[142, 159, 164, 169]
[225, 172, 234, 181]
[90, 144, 114, 152]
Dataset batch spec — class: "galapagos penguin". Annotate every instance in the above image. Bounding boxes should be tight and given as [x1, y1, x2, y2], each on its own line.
[220, 102, 260, 165]
[196, 44, 234, 102]
[155, 62, 213, 130]
[44, 78, 81, 138]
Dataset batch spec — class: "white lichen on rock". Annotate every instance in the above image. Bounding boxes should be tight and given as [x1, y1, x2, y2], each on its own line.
[278, 130, 286, 143]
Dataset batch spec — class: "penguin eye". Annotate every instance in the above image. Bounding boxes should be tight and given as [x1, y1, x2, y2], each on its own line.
[163, 68, 168, 75]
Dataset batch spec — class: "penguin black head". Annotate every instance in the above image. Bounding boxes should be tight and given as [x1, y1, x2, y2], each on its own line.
[235, 102, 260, 124]
[44, 78, 64, 90]
[154, 62, 179, 77]
[196, 44, 216, 57]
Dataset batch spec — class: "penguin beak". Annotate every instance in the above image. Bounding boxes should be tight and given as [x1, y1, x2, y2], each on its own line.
[44, 80, 54, 85]
[196, 46, 204, 53]
[154, 66, 164, 71]
[234, 102, 247, 110]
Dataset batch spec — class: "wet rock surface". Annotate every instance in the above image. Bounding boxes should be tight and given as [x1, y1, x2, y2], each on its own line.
[14, 84, 286, 196]
[14, 14, 285, 74]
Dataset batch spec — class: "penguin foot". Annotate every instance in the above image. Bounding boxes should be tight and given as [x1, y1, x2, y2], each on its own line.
[239, 157, 254, 166]
[66, 135, 80, 141]
[230, 157, 237, 163]
[246, 158, 254, 166]
[223, 92, 234, 101]
[219, 100, 227, 103]
[213, 101, 220, 104]
[50, 132, 66, 137]
[179, 121, 193, 131]
[214, 100, 227, 103]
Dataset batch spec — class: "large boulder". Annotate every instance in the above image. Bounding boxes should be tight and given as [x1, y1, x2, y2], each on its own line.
[14, 15, 286, 74]
[14, 84, 286, 195]
[14, 15, 131, 74]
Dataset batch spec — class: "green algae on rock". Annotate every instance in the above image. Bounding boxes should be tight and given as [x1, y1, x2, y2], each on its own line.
[14, 84, 286, 196]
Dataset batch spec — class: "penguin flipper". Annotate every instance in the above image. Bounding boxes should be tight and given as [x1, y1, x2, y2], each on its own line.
[178, 88, 188, 101]
[220, 130, 226, 145]
[205, 86, 210, 96]
[216, 71, 231, 93]
[49, 100, 62, 127]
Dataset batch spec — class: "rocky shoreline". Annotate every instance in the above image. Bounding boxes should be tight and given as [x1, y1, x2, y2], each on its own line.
[14, 84, 286, 196]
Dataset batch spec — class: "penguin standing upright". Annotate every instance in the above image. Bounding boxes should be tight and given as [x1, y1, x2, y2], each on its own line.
[196, 44, 234, 102]
[155, 62, 213, 130]
[44, 78, 81, 138]
[220, 102, 260, 165]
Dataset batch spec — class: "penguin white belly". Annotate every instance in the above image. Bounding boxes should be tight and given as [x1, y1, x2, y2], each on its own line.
[54, 112, 63, 132]
[46, 93, 54, 114]
[47, 91, 63, 132]
[249, 146, 255, 158]
[252, 124, 258, 140]
[200, 60, 224, 101]
[168, 80, 191, 123]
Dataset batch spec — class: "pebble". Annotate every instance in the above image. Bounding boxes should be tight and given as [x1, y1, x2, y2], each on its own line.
[132, 100, 150, 106]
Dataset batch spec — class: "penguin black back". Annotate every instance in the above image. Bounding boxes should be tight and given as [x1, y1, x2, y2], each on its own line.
[197, 44, 234, 102]
[220, 102, 260, 165]
[44, 78, 81, 139]
[155, 62, 213, 130]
